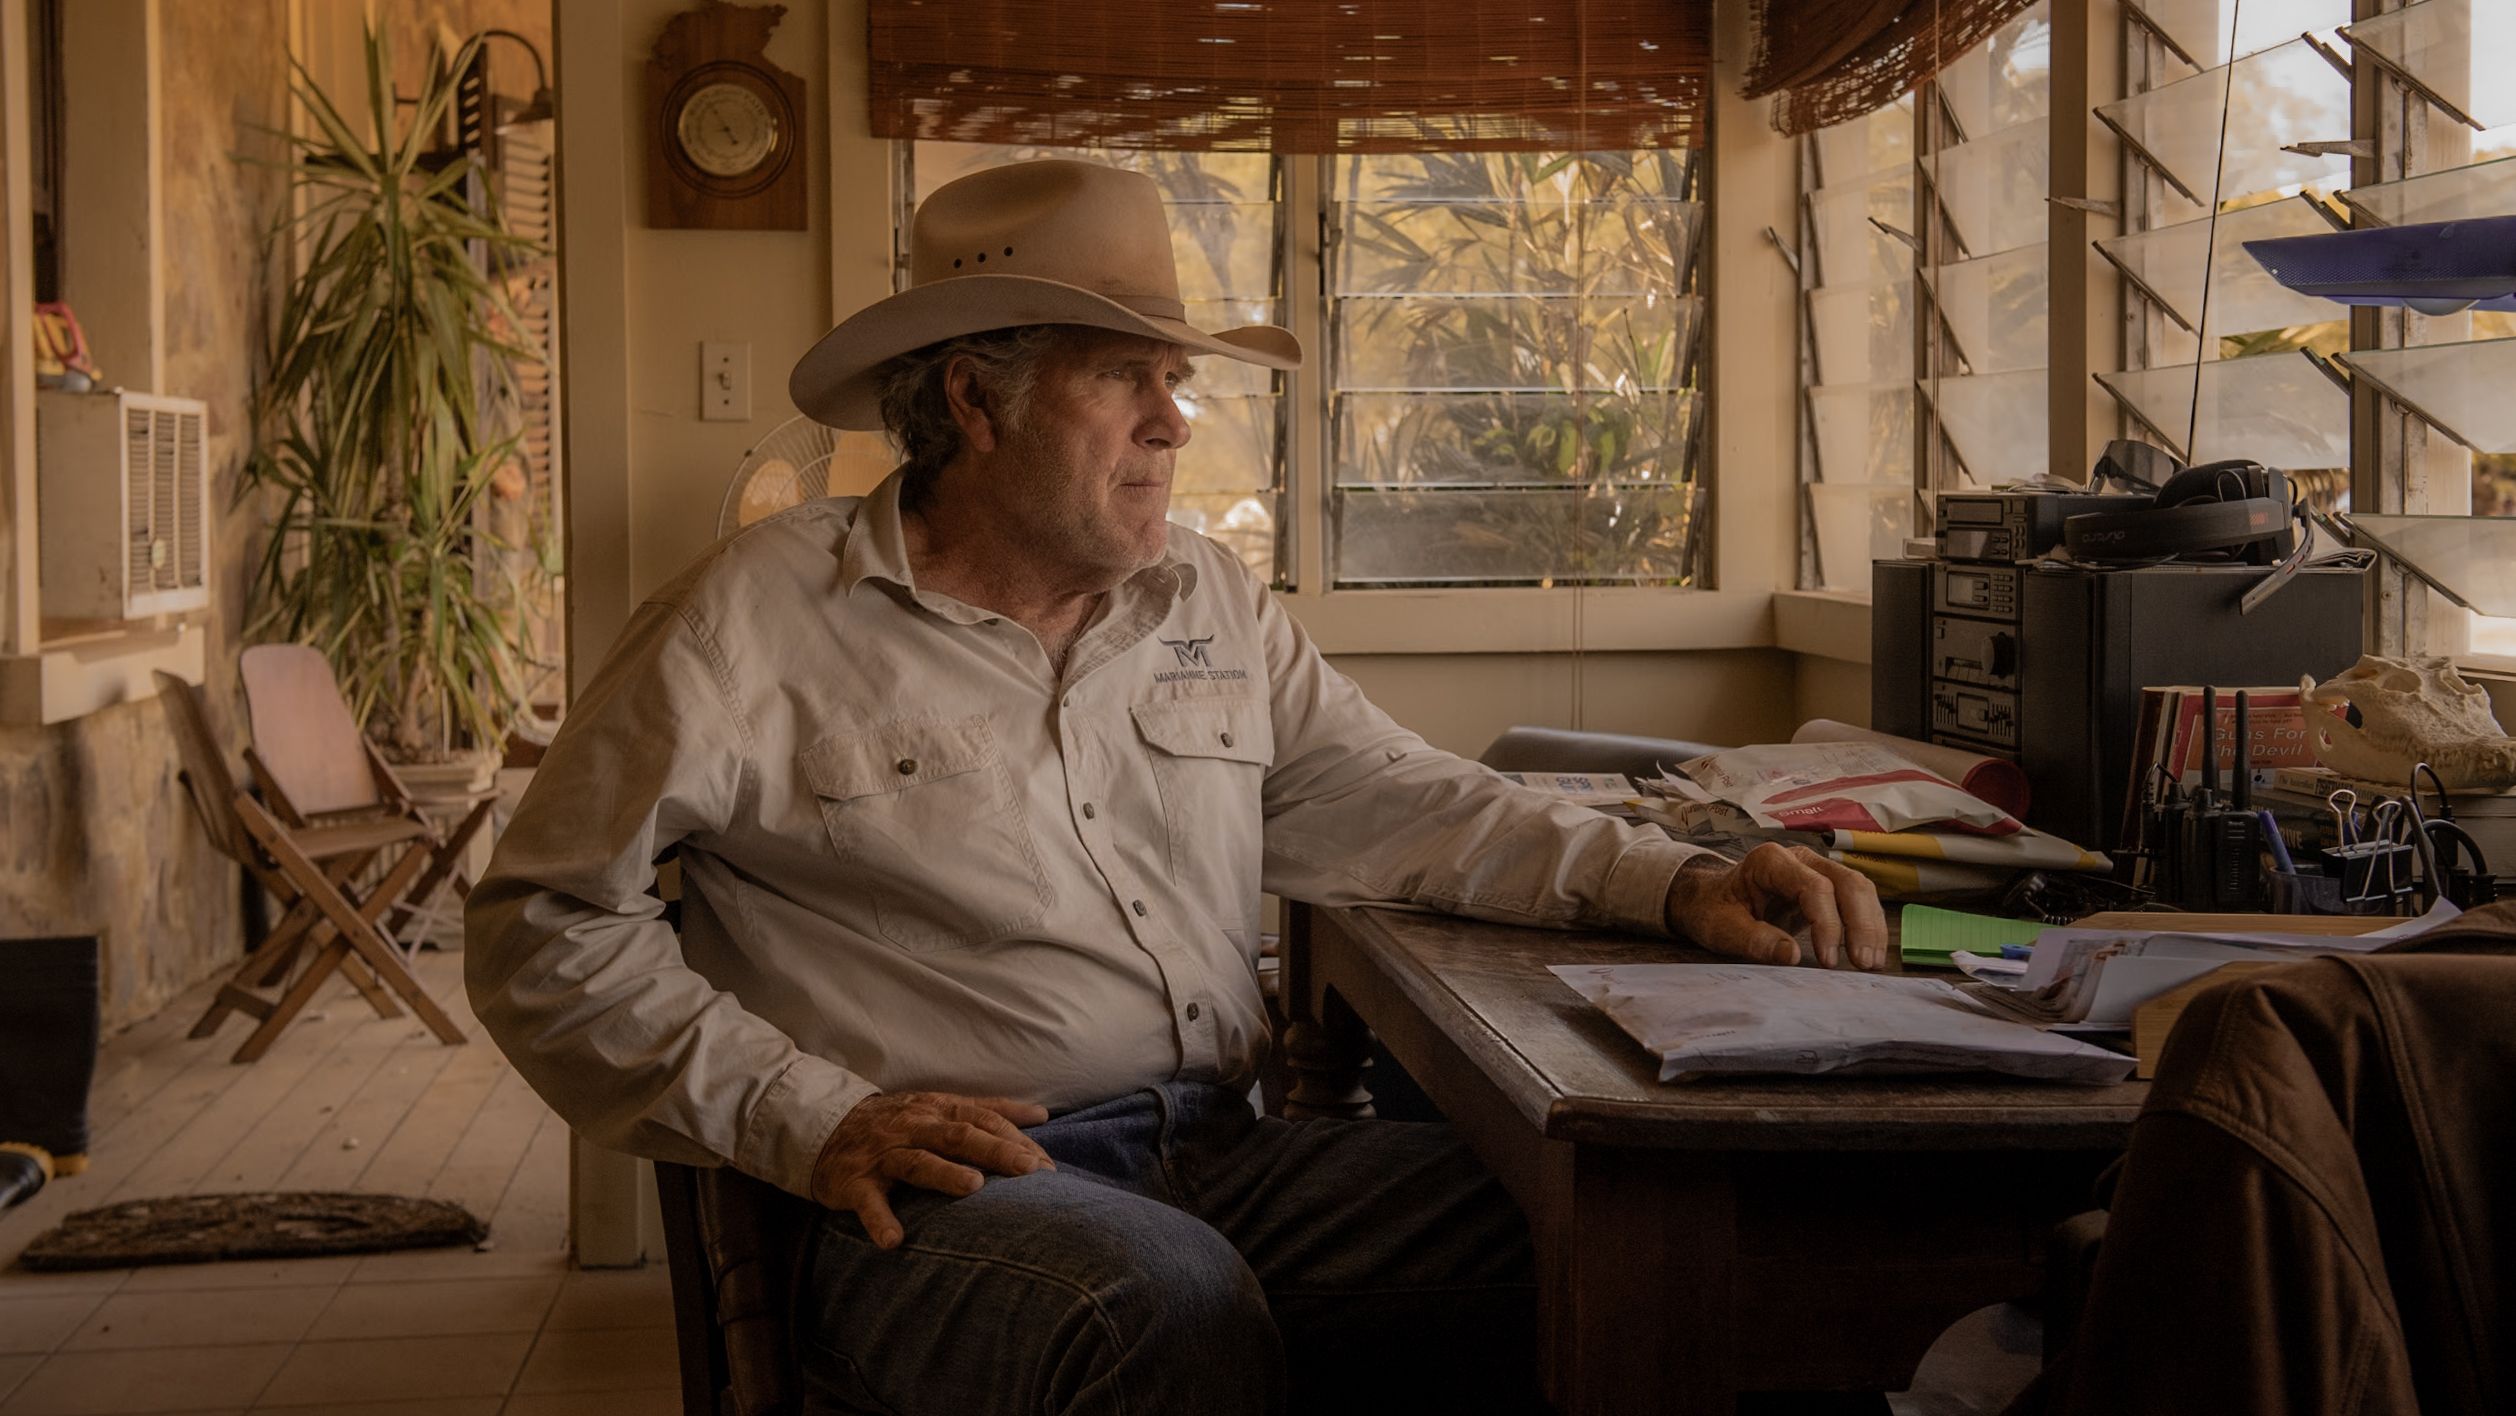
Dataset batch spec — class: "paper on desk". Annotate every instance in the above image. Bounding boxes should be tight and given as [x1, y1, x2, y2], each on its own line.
[1495, 771, 1638, 808]
[1550, 963, 2137, 1085]
[1969, 900, 2462, 1029]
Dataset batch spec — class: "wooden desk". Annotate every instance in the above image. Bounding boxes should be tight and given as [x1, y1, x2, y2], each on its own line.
[1280, 905, 2147, 1415]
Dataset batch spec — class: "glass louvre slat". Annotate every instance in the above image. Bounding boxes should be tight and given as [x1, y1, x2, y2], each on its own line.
[1937, 3, 2054, 139]
[2336, 338, 2516, 454]
[1333, 200, 1700, 297]
[2097, 354, 2351, 470]
[1330, 485, 1697, 585]
[2095, 198, 2340, 350]
[1811, 483, 1914, 592]
[1332, 293, 1699, 392]
[1813, 99, 1913, 186]
[2131, 0, 2350, 71]
[1809, 382, 1915, 485]
[1808, 278, 1912, 387]
[1173, 394, 1280, 495]
[1922, 368, 2048, 485]
[2096, 40, 2351, 223]
[2341, 0, 2516, 135]
[2345, 516, 2516, 617]
[1808, 168, 1917, 287]
[1926, 245, 2048, 376]
[1334, 390, 1700, 488]
[1167, 492, 1278, 574]
[2342, 152, 2516, 225]
[1337, 151, 1699, 204]
[1923, 118, 2050, 258]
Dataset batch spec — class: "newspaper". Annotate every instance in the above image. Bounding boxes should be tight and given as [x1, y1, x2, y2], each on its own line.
[1551, 963, 2137, 1084]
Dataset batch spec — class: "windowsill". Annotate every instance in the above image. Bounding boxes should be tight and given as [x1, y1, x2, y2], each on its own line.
[2, 620, 204, 726]
[1773, 588, 1872, 665]
[1281, 585, 1774, 656]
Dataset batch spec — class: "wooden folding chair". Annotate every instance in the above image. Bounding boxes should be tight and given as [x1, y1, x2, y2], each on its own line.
[155, 669, 466, 1063]
[237, 644, 498, 954]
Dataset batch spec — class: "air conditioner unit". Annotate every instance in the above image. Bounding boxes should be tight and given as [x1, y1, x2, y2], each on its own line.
[36, 390, 211, 621]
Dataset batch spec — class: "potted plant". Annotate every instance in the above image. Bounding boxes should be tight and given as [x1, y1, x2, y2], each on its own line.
[242, 26, 551, 785]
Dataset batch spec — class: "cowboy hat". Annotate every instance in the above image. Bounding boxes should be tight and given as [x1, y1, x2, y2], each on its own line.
[789, 160, 1303, 430]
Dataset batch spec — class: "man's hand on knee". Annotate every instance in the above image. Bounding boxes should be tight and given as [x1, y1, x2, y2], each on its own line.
[1663, 842, 1889, 970]
[811, 1091, 1056, 1248]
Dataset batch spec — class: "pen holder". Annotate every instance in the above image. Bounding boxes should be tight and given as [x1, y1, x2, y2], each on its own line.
[2269, 869, 2354, 915]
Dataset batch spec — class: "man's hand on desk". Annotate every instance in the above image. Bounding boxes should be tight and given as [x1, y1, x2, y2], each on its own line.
[810, 1091, 1058, 1248]
[1665, 842, 1890, 970]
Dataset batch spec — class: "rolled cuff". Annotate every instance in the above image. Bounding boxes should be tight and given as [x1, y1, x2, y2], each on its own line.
[1595, 839, 1722, 936]
[736, 1053, 880, 1201]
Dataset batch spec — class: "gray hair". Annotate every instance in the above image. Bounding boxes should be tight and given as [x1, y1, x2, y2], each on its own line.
[874, 325, 1078, 510]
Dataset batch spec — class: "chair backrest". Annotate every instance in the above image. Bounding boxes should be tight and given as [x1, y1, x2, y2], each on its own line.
[239, 644, 382, 817]
[154, 670, 252, 863]
[655, 1160, 816, 1416]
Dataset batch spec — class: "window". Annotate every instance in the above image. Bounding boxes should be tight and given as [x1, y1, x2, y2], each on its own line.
[901, 143, 1708, 591]
[2101, 0, 2516, 659]
[1796, 2, 2054, 592]
[1325, 152, 1705, 588]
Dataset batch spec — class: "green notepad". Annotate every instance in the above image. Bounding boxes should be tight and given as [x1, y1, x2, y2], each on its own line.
[1898, 905, 2049, 970]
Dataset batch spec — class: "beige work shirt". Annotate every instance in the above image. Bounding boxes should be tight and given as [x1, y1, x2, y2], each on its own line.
[466, 472, 1712, 1200]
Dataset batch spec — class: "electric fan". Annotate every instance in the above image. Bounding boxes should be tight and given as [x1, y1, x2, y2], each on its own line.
[715, 416, 894, 537]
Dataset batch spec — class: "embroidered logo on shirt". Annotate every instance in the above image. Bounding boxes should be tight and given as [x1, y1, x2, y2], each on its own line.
[1159, 636, 1215, 668]
[1151, 634, 1248, 685]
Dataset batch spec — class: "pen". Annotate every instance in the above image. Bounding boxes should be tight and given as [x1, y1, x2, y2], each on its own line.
[2258, 808, 2294, 873]
[2233, 690, 2252, 814]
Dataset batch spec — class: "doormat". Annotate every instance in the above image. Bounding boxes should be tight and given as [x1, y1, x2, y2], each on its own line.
[15, 1192, 487, 1271]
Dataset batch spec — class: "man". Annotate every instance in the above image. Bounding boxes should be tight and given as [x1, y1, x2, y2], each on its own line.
[468, 159, 1884, 1416]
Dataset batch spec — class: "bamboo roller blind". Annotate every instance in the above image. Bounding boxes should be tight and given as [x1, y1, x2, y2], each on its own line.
[868, 1, 1714, 153]
[1743, 0, 2042, 134]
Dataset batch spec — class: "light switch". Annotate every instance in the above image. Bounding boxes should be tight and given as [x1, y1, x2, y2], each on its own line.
[701, 342, 750, 422]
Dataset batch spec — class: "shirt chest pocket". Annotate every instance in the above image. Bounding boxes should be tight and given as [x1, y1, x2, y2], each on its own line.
[799, 715, 1051, 954]
[1131, 697, 1274, 884]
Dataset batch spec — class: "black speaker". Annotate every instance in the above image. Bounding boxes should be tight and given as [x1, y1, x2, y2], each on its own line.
[1871, 559, 1933, 740]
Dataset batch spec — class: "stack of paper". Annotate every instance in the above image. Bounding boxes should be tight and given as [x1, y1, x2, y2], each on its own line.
[1962, 904, 2455, 1031]
[1552, 963, 2138, 1084]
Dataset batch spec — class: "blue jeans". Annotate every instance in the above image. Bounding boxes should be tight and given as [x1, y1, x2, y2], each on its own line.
[795, 1082, 1541, 1416]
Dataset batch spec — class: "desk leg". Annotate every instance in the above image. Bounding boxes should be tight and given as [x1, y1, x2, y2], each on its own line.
[1283, 989, 1375, 1121]
[1279, 902, 1375, 1121]
[1541, 1147, 1737, 1416]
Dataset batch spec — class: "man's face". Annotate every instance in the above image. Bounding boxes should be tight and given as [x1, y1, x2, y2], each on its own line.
[989, 332, 1196, 584]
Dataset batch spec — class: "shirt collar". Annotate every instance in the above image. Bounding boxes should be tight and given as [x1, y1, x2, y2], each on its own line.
[836, 468, 1201, 609]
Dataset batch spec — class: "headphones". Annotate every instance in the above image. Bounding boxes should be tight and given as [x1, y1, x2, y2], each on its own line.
[2062, 442, 2296, 565]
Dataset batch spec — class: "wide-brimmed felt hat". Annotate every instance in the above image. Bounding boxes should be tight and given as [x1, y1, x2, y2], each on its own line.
[789, 159, 1303, 430]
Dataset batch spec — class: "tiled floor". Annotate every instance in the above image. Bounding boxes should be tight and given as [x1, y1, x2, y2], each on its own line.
[0, 948, 678, 1416]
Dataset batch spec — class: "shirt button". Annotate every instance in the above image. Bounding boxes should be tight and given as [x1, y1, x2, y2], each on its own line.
[895, 757, 918, 775]
[1185, 1002, 1202, 1021]
[1082, 802, 1097, 819]
[1131, 899, 1148, 917]
[1219, 731, 1235, 748]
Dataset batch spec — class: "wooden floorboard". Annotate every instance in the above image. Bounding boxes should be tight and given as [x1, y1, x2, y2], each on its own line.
[98, 988, 373, 1205]
[352, 1031, 507, 1198]
[3, 941, 571, 1276]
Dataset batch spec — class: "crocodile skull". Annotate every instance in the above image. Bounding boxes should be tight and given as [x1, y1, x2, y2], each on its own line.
[2299, 654, 2516, 791]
